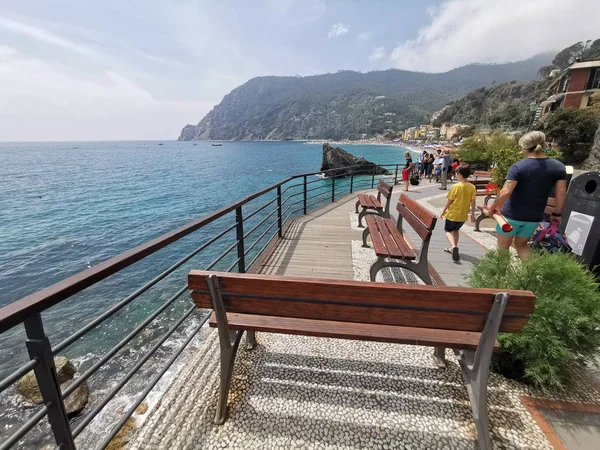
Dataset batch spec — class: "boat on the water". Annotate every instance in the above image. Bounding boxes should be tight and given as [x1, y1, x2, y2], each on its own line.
[212, 143, 222, 146]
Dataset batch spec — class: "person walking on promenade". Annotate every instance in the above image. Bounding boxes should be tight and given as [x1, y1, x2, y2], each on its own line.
[450, 158, 459, 181]
[440, 165, 477, 261]
[439, 149, 452, 190]
[418, 150, 427, 175]
[426, 153, 435, 181]
[401, 151, 413, 192]
[486, 131, 567, 260]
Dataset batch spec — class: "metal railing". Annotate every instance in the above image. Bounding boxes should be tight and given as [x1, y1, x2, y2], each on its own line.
[0, 162, 404, 450]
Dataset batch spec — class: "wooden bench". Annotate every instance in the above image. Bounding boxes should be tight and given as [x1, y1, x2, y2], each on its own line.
[473, 170, 491, 180]
[474, 196, 556, 232]
[469, 178, 496, 197]
[362, 193, 437, 284]
[355, 180, 394, 227]
[188, 270, 536, 450]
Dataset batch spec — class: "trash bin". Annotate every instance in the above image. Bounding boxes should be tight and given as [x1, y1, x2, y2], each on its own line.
[562, 172, 600, 267]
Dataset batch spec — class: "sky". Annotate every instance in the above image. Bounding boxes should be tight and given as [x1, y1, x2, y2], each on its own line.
[1, 0, 599, 141]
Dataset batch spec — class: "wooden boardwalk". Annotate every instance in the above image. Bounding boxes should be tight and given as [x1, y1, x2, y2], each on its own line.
[257, 195, 360, 280]
[255, 185, 490, 286]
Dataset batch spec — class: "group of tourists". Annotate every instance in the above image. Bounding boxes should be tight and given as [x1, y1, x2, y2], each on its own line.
[412, 149, 466, 189]
[438, 131, 566, 262]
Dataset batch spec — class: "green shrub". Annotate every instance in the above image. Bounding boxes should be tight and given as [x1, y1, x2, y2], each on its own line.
[468, 250, 600, 390]
[539, 108, 600, 164]
[487, 134, 522, 187]
[455, 134, 489, 164]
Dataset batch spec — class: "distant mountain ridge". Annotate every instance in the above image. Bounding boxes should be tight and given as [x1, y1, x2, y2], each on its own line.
[179, 53, 553, 141]
[433, 39, 600, 128]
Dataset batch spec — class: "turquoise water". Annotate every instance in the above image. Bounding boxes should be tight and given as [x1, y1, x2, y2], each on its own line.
[0, 140, 409, 448]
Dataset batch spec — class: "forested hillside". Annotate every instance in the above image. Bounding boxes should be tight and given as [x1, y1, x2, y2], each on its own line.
[179, 53, 552, 141]
[434, 39, 600, 129]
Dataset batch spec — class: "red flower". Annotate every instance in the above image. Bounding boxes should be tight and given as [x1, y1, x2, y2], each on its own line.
[485, 183, 498, 194]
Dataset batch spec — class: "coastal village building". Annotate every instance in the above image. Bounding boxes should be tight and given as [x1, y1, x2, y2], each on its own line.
[403, 127, 417, 140]
[539, 59, 600, 119]
[426, 128, 440, 140]
[445, 124, 467, 140]
[440, 123, 448, 139]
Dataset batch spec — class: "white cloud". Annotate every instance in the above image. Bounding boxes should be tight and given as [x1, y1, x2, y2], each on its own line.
[389, 0, 600, 72]
[357, 32, 371, 42]
[369, 47, 386, 62]
[0, 16, 97, 57]
[328, 23, 349, 39]
[0, 47, 211, 140]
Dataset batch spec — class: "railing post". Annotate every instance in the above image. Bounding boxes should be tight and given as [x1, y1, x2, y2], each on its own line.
[303, 175, 307, 215]
[277, 185, 282, 238]
[235, 206, 245, 273]
[394, 164, 399, 185]
[371, 166, 375, 189]
[24, 314, 75, 450]
[350, 168, 354, 193]
[331, 177, 335, 202]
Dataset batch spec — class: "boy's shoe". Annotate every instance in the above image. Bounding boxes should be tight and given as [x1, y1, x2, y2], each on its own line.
[452, 247, 460, 262]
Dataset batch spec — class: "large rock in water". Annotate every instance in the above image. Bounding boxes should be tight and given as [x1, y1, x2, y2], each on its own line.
[16, 356, 89, 416]
[582, 124, 600, 170]
[61, 379, 90, 417]
[17, 356, 76, 404]
[320, 143, 390, 178]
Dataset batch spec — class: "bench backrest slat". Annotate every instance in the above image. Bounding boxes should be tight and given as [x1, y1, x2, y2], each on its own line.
[473, 170, 491, 179]
[189, 272, 535, 334]
[470, 179, 489, 188]
[377, 180, 393, 199]
[396, 193, 437, 241]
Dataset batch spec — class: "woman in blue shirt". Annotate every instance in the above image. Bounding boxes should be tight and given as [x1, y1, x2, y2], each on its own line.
[487, 131, 567, 259]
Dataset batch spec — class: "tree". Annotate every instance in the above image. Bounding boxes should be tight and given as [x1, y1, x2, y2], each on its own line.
[588, 91, 600, 116]
[455, 125, 475, 139]
[455, 132, 519, 176]
[455, 134, 489, 163]
[540, 108, 600, 164]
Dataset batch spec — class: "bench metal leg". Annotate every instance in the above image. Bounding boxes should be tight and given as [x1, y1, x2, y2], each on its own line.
[362, 227, 371, 247]
[358, 209, 365, 227]
[206, 274, 247, 424]
[370, 257, 433, 285]
[458, 292, 509, 450]
[433, 347, 446, 368]
[358, 208, 383, 228]
[215, 330, 243, 424]
[474, 213, 486, 232]
[411, 261, 434, 285]
[355, 200, 360, 213]
[245, 330, 257, 350]
[369, 256, 387, 281]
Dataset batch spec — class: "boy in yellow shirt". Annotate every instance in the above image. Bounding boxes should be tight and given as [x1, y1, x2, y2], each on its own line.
[440, 165, 476, 261]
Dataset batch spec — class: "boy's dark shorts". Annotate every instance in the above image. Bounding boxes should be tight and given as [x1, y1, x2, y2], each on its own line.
[444, 219, 465, 232]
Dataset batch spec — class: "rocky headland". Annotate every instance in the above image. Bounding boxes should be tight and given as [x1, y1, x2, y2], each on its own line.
[320, 143, 389, 178]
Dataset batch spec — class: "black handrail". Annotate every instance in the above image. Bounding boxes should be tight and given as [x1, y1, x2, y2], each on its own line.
[0, 160, 402, 450]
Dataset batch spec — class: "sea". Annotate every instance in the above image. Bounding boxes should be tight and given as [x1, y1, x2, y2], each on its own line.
[0, 140, 411, 448]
